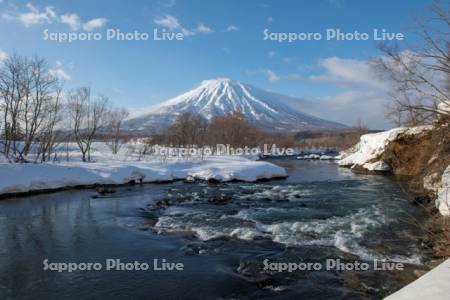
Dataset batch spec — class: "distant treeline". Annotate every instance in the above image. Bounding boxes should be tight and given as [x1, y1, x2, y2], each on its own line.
[117, 111, 370, 152]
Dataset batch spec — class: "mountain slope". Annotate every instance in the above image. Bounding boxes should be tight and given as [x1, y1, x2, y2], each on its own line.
[125, 78, 346, 131]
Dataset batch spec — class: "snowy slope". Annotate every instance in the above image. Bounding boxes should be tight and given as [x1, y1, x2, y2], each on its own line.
[125, 78, 346, 131]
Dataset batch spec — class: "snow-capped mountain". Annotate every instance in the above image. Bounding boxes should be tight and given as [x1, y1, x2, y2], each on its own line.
[125, 78, 346, 132]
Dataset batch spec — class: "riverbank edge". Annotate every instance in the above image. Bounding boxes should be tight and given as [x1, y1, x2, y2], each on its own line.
[0, 155, 289, 199]
[341, 124, 449, 252]
[0, 173, 288, 200]
[338, 123, 449, 297]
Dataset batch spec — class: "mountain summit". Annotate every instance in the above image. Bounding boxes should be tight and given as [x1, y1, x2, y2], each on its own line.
[126, 78, 346, 131]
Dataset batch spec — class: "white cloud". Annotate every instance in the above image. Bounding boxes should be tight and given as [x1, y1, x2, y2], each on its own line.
[82, 18, 108, 31]
[284, 56, 394, 128]
[3, 3, 107, 31]
[310, 57, 386, 89]
[226, 25, 239, 32]
[154, 15, 193, 36]
[0, 49, 7, 61]
[195, 23, 213, 33]
[18, 3, 56, 26]
[49, 61, 71, 80]
[49, 68, 71, 80]
[60, 13, 80, 30]
[154, 15, 181, 30]
[181, 28, 194, 36]
[266, 70, 279, 82]
[154, 15, 213, 37]
[291, 91, 391, 129]
[1, 13, 14, 21]
[264, 69, 301, 82]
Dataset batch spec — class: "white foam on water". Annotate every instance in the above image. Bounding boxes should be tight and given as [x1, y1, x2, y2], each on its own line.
[333, 230, 422, 264]
[230, 227, 266, 240]
[152, 198, 422, 264]
[191, 227, 224, 241]
[164, 206, 199, 216]
[236, 185, 312, 201]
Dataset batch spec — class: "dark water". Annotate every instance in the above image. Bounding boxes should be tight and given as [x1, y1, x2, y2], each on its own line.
[0, 159, 428, 299]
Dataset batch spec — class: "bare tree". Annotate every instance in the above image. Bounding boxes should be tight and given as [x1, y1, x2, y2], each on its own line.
[0, 55, 62, 162]
[168, 112, 208, 147]
[207, 111, 261, 148]
[0, 54, 25, 159]
[22, 57, 62, 157]
[373, 1, 449, 126]
[35, 86, 63, 161]
[67, 87, 109, 162]
[106, 107, 129, 154]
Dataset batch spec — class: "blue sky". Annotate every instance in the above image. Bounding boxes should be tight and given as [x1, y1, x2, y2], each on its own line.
[0, 0, 433, 128]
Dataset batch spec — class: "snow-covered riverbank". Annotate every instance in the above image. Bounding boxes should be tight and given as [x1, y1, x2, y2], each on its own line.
[338, 125, 449, 216]
[0, 156, 287, 196]
[338, 126, 432, 171]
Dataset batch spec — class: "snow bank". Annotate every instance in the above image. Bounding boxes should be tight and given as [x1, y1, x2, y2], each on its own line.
[437, 100, 450, 114]
[339, 126, 432, 170]
[436, 165, 450, 216]
[362, 161, 391, 172]
[177, 157, 287, 182]
[0, 156, 287, 195]
[384, 259, 450, 300]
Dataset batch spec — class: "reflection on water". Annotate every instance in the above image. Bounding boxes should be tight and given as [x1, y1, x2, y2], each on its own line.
[0, 159, 427, 299]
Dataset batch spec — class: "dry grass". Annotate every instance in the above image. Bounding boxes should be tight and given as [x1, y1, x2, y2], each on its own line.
[382, 121, 450, 258]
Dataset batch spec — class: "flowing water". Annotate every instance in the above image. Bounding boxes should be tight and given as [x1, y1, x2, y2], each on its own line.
[0, 159, 428, 299]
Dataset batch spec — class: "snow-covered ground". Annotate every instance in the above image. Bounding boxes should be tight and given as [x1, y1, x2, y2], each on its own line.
[436, 165, 450, 216]
[0, 143, 287, 196]
[338, 126, 432, 171]
[384, 259, 450, 300]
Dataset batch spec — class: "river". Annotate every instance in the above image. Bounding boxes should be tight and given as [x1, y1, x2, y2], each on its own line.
[0, 158, 428, 299]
